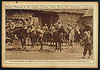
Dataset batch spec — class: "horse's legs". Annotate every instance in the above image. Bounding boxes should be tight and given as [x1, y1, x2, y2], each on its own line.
[21, 39, 24, 48]
[39, 38, 43, 51]
[33, 37, 36, 45]
[59, 43, 61, 52]
[78, 39, 81, 46]
[53, 40, 55, 46]
[55, 42, 57, 51]
[27, 37, 30, 45]
[71, 40, 73, 48]
[36, 38, 39, 45]
[47, 38, 49, 46]
[34, 41, 35, 45]
[23, 39, 26, 49]
[49, 37, 51, 46]
[68, 39, 70, 48]
[20, 39, 26, 50]
[46, 38, 48, 46]
[50, 38, 52, 46]
[31, 39, 34, 48]
[45, 38, 47, 46]
[43, 38, 45, 45]
[62, 42, 63, 46]
[66, 39, 68, 45]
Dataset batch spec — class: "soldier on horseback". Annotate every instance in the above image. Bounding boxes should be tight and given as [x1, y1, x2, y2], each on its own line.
[54, 20, 62, 30]
[22, 18, 28, 29]
[42, 24, 49, 45]
[49, 24, 56, 46]
[68, 26, 75, 47]
[9, 20, 15, 29]
[42, 24, 48, 32]
[49, 24, 55, 34]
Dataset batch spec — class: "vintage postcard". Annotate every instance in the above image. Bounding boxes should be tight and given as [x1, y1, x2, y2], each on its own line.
[2, 1, 98, 68]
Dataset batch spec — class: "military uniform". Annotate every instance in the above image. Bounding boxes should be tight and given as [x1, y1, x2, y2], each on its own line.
[6, 19, 10, 27]
[18, 20, 23, 27]
[68, 28, 75, 46]
[30, 25, 36, 32]
[49, 24, 56, 32]
[54, 20, 62, 29]
[82, 31, 92, 58]
[67, 24, 72, 32]
[42, 24, 48, 32]
[22, 18, 28, 29]
[9, 20, 15, 29]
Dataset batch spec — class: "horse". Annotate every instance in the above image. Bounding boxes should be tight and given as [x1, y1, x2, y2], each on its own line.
[11, 27, 28, 50]
[43, 30, 50, 46]
[64, 29, 70, 46]
[53, 27, 65, 52]
[27, 26, 44, 51]
[68, 27, 80, 47]
[68, 28, 75, 48]
[48, 26, 56, 46]
[27, 27, 36, 47]
[74, 29, 81, 45]
[47, 30, 55, 46]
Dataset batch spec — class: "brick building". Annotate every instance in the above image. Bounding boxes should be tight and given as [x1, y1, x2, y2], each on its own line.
[79, 9, 93, 31]
[6, 9, 87, 28]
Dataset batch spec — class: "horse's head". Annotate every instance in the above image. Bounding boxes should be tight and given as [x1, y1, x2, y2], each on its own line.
[10, 28, 20, 39]
[10, 27, 28, 39]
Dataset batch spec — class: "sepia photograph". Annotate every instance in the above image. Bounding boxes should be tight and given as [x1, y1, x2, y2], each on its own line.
[2, 1, 98, 68]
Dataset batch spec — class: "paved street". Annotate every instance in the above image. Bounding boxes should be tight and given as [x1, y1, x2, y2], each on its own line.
[6, 43, 93, 60]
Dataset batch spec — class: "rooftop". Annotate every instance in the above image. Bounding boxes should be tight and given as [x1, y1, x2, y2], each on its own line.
[29, 9, 87, 14]
[82, 9, 93, 17]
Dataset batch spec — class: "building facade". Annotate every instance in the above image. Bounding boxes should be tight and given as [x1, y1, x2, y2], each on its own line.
[6, 9, 86, 28]
[80, 9, 93, 31]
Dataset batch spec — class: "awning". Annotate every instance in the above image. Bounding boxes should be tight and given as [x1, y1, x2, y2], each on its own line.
[6, 16, 29, 19]
[82, 9, 93, 17]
